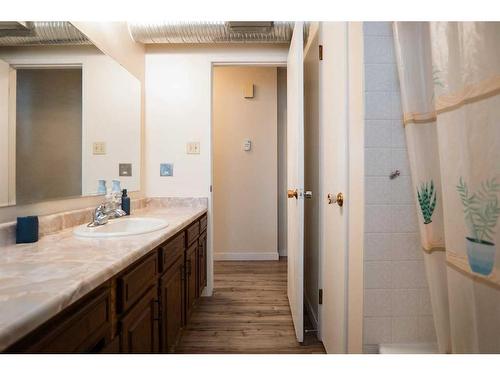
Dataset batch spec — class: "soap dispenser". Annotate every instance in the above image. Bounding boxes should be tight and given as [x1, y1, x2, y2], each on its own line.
[121, 189, 130, 215]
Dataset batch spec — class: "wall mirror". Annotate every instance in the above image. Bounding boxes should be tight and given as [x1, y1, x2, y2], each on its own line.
[0, 21, 141, 207]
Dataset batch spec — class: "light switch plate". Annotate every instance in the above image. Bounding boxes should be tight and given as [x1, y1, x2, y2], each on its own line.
[160, 163, 174, 176]
[119, 163, 132, 177]
[186, 142, 200, 154]
[243, 139, 252, 151]
[92, 142, 106, 155]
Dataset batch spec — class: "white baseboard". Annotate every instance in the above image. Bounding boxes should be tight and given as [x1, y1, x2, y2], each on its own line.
[304, 295, 319, 331]
[214, 251, 279, 261]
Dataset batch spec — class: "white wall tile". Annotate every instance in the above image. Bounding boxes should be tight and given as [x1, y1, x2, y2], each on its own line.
[364, 36, 396, 64]
[392, 289, 419, 316]
[392, 205, 418, 233]
[391, 91, 403, 119]
[418, 316, 437, 342]
[365, 64, 399, 92]
[365, 120, 392, 148]
[391, 120, 406, 148]
[365, 233, 392, 261]
[364, 289, 392, 316]
[365, 92, 392, 119]
[365, 148, 391, 176]
[391, 149, 410, 176]
[391, 176, 414, 204]
[392, 261, 427, 288]
[364, 317, 392, 344]
[363, 22, 393, 36]
[392, 317, 419, 343]
[391, 233, 422, 260]
[365, 261, 392, 289]
[366, 205, 392, 233]
[366, 177, 391, 204]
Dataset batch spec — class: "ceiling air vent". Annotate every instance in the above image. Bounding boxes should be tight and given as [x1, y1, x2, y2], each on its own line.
[226, 22, 274, 33]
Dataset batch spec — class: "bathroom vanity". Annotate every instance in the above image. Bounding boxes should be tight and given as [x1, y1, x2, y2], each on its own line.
[0, 203, 208, 354]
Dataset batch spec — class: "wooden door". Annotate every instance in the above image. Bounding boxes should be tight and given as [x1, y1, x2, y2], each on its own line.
[198, 231, 207, 293]
[120, 286, 159, 353]
[185, 242, 198, 320]
[286, 21, 305, 343]
[160, 255, 185, 353]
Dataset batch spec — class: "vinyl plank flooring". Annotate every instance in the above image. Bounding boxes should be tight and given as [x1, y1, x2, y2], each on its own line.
[174, 259, 326, 354]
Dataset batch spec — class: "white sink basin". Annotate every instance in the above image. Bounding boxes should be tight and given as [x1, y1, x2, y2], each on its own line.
[73, 217, 169, 238]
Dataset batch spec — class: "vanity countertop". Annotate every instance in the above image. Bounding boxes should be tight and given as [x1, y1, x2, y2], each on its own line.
[0, 204, 207, 351]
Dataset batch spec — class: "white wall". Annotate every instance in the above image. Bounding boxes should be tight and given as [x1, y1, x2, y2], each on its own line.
[362, 22, 435, 352]
[0, 46, 141, 198]
[144, 44, 288, 198]
[212, 66, 278, 260]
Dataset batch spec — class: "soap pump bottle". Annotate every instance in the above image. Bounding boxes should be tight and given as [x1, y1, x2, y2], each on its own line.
[121, 189, 130, 216]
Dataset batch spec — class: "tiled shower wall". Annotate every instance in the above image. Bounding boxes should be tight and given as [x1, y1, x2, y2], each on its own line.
[363, 22, 436, 353]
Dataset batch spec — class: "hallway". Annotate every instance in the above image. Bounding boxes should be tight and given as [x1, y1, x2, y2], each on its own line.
[174, 259, 325, 354]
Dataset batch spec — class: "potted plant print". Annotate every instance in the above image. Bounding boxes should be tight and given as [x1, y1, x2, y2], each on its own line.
[457, 177, 500, 276]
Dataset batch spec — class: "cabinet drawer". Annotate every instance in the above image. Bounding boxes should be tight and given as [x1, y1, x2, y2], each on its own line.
[118, 253, 158, 313]
[200, 214, 207, 232]
[12, 288, 111, 353]
[186, 220, 200, 246]
[160, 232, 185, 273]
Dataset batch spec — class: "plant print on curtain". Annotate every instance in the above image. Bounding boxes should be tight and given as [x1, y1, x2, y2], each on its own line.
[457, 177, 500, 276]
[417, 180, 437, 224]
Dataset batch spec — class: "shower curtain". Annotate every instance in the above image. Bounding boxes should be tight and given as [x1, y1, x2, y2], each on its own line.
[393, 22, 500, 353]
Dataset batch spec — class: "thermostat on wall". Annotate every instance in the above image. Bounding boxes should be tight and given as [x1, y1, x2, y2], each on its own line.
[243, 139, 252, 151]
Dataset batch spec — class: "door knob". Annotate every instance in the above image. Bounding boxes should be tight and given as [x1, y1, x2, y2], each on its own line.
[287, 189, 298, 199]
[328, 192, 344, 207]
[304, 191, 313, 199]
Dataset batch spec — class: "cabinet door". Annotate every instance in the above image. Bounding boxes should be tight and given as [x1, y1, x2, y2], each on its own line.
[159, 255, 185, 353]
[185, 242, 198, 320]
[120, 286, 159, 353]
[198, 231, 207, 293]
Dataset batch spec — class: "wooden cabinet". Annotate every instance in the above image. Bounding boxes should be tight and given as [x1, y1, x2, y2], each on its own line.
[4, 214, 207, 354]
[159, 255, 185, 353]
[185, 242, 199, 319]
[198, 230, 207, 294]
[120, 286, 159, 353]
[6, 287, 112, 353]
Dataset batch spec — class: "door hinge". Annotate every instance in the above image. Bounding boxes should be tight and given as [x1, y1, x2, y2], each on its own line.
[318, 289, 323, 305]
[319, 45, 323, 61]
[210, 185, 212, 193]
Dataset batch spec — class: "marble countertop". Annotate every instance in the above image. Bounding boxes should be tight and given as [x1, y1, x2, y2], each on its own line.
[0, 204, 207, 351]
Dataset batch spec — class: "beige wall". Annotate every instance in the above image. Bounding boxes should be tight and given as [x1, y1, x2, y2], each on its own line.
[213, 66, 278, 260]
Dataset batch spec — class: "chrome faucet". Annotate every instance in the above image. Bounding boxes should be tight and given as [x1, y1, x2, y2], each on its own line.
[88, 193, 127, 227]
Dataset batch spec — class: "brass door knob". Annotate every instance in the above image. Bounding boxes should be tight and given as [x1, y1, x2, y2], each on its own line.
[287, 189, 298, 199]
[328, 192, 344, 207]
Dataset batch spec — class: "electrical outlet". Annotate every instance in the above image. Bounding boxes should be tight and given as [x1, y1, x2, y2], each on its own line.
[186, 142, 200, 154]
[92, 142, 106, 155]
[160, 163, 174, 177]
[119, 163, 132, 177]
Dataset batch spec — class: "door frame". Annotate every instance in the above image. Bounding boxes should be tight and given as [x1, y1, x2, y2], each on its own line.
[206, 59, 286, 298]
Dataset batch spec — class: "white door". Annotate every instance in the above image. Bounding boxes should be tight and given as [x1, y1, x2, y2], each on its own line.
[287, 21, 305, 343]
[319, 22, 363, 354]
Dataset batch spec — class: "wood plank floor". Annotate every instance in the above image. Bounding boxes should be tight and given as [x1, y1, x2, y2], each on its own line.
[174, 259, 326, 354]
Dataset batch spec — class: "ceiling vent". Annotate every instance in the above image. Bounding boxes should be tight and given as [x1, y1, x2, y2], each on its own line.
[128, 21, 294, 44]
[0, 21, 90, 46]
